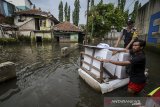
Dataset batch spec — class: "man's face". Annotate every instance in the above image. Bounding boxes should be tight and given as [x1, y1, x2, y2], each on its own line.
[132, 42, 141, 52]
[128, 24, 133, 29]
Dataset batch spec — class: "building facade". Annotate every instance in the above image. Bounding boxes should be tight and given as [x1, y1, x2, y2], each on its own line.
[14, 9, 59, 42]
[135, 0, 160, 45]
[53, 21, 83, 43]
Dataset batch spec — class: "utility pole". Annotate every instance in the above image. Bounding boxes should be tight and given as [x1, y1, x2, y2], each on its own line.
[84, 0, 90, 45]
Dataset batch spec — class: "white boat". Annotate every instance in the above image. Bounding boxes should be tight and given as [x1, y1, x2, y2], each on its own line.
[78, 45, 130, 94]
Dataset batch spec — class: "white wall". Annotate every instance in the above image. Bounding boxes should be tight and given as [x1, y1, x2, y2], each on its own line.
[14, 16, 35, 30]
[20, 19, 35, 30]
[19, 31, 31, 36]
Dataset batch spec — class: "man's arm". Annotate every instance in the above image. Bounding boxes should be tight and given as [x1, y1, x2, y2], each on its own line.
[125, 39, 134, 49]
[109, 48, 130, 55]
[101, 59, 131, 66]
[114, 34, 123, 47]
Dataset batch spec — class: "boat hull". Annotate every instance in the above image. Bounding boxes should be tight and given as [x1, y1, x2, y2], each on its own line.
[78, 68, 129, 94]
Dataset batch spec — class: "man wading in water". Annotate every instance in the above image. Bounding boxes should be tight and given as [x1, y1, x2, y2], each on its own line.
[101, 39, 146, 95]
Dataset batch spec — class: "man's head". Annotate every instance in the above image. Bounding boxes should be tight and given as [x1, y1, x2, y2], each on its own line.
[132, 39, 146, 52]
[127, 20, 134, 29]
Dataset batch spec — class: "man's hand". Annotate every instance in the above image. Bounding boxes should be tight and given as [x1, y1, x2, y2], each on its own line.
[112, 51, 118, 55]
[100, 59, 110, 63]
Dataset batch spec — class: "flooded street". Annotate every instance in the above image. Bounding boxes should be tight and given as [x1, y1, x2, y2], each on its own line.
[0, 43, 160, 107]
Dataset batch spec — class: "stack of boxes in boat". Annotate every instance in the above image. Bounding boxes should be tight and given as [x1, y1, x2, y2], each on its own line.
[82, 45, 130, 79]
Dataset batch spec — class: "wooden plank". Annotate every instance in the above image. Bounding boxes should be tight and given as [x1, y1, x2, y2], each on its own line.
[81, 52, 101, 62]
[100, 62, 103, 83]
[81, 52, 116, 79]
[82, 61, 100, 72]
[80, 67, 101, 83]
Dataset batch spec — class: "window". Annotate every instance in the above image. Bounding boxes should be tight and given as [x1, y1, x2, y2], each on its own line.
[18, 16, 26, 22]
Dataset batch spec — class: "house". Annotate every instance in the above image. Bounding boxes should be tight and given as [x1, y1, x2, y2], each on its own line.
[0, 0, 15, 17]
[53, 21, 83, 43]
[0, 0, 17, 38]
[135, 0, 160, 46]
[5, 0, 32, 10]
[0, 24, 18, 38]
[14, 9, 59, 42]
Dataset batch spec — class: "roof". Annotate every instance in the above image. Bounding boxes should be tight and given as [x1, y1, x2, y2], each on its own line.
[0, 24, 18, 30]
[28, 0, 33, 5]
[53, 21, 82, 32]
[15, 9, 59, 24]
[15, 9, 48, 16]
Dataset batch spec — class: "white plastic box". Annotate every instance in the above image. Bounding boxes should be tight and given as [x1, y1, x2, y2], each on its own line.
[115, 52, 130, 78]
[82, 46, 112, 78]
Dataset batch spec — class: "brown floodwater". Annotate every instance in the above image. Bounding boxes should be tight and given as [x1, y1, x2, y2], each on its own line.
[0, 42, 159, 107]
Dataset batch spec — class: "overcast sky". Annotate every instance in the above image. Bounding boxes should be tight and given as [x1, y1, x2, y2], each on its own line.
[31, 0, 149, 24]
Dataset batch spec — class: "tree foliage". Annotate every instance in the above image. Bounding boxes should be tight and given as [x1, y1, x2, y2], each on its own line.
[91, 0, 94, 7]
[67, 6, 70, 22]
[130, 0, 140, 22]
[73, 0, 80, 26]
[88, 3, 127, 37]
[118, 0, 126, 12]
[58, 1, 63, 22]
[64, 2, 68, 21]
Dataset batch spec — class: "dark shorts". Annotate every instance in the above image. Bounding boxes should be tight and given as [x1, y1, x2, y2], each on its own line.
[128, 81, 146, 93]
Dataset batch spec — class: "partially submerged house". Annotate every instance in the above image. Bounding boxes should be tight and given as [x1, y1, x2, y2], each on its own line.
[14, 9, 59, 42]
[0, 24, 18, 38]
[53, 21, 83, 43]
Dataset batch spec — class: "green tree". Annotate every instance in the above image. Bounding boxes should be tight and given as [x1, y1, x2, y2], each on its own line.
[118, 0, 126, 12]
[88, 3, 125, 37]
[73, 0, 80, 26]
[91, 0, 94, 7]
[138, 3, 141, 9]
[67, 6, 70, 22]
[130, 0, 139, 21]
[64, 2, 68, 21]
[58, 1, 63, 22]
[99, 0, 103, 4]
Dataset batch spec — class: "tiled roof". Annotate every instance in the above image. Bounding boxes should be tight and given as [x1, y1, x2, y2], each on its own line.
[16, 9, 48, 16]
[15, 9, 59, 24]
[53, 21, 82, 32]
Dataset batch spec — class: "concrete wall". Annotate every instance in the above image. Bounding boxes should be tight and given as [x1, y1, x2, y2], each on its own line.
[40, 19, 54, 30]
[20, 19, 35, 30]
[135, 0, 160, 45]
[14, 16, 33, 26]
[105, 32, 121, 39]
[70, 34, 78, 42]
[19, 31, 31, 36]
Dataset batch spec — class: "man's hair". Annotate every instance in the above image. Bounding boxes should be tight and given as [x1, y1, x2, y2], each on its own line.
[127, 20, 134, 26]
[134, 39, 146, 49]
